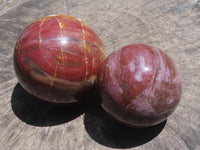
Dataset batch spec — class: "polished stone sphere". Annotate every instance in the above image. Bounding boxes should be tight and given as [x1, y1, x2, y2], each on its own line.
[97, 44, 182, 127]
[14, 15, 105, 103]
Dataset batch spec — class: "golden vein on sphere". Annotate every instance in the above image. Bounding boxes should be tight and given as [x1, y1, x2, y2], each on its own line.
[38, 17, 55, 87]
[39, 18, 46, 45]
[50, 17, 65, 89]
[50, 62, 59, 89]
[78, 19, 88, 81]
[57, 17, 65, 62]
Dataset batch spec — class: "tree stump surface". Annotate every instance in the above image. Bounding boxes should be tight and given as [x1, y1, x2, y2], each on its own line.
[0, 0, 199, 150]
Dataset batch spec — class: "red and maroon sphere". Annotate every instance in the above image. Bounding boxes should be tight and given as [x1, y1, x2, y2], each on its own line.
[97, 44, 182, 127]
[14, 15, 105, 103]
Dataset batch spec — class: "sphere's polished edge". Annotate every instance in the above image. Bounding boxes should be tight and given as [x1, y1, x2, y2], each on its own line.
[97, 44, 182, 127]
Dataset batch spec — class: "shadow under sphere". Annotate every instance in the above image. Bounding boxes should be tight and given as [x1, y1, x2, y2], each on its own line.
[11, 83, 84, 127]
[84, 105, 166, 149]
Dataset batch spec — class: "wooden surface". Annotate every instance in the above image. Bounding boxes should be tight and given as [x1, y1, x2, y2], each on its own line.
[0, 0, 200, 149]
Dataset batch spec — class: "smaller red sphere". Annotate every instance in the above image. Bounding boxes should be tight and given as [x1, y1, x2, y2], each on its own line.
[97, 44, 182, 127]
[14, 15, 105, 103]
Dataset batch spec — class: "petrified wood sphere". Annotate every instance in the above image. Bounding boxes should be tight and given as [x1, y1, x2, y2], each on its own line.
[97, 44, 182, 127]
[14, 15, 105, 103]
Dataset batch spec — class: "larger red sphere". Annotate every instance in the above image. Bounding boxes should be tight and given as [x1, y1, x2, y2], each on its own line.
[97, 44, 182, 127]
[14, 15, 105, 103]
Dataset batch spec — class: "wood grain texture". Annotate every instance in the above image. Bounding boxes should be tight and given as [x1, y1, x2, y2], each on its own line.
[0, 0, 200, 150]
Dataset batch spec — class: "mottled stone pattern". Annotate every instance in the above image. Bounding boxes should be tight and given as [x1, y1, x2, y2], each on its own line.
[14, 15, 104, 103]
[0, 0, 200, 150]
[97, 44, 182, 127]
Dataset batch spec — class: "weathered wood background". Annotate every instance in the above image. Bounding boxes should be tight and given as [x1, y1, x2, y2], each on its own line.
[0, 0, 200, 150]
